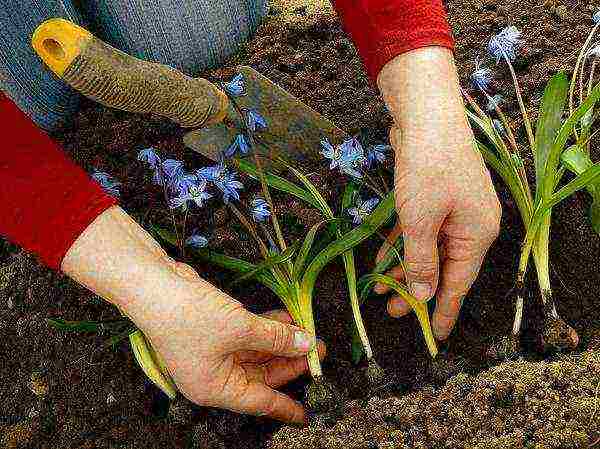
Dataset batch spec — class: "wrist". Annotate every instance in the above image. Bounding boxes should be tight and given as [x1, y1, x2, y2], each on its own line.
[377, 46, 466, 133]
[61, 206, 185, 319]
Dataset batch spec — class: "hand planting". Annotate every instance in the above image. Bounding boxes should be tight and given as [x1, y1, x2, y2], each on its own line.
[466, 21, 600, 357]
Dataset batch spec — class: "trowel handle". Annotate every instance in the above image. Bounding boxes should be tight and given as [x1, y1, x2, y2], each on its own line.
[32, 18, 228, 128]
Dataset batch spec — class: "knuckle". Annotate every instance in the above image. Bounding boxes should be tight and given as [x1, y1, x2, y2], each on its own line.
[404, 260, 438, 280]
[269, 323, 293, 354]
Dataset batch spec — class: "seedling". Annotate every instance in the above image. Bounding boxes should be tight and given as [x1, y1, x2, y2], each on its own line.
[148, 74, 400, 411]
[465, 26, 600, 357]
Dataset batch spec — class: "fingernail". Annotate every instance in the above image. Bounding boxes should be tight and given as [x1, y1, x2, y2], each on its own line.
[410, 282, 431, 302]
[294, 331, 315, 352]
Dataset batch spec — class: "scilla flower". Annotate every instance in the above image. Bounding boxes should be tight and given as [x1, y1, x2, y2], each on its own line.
[348, 196, 379, 225]
[185, 233, 208, 249]
[91, 170, 121, 198]
[137, 147, 161, 169]
[486, 94, 504, 112]
[196, 161, 244, 203]
[492, 119, 505, 135]
[471, 58, 493, 91]
[223, 74, 245, 96]
[224, 134, 251, 158]
[488, 26, 521, 63]
[247, 109, 267, 132]
[169, 180, 212, 210]
[365, 144, 389, 168]
[321, 137, 366, 179]
[251, 197, 271, 222]
[594, 9, 600, 24]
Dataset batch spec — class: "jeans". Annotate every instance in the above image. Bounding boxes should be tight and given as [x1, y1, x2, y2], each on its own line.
[0, 0, 267, 130]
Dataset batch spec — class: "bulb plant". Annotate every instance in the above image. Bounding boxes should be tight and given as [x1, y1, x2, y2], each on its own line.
[465, 24, 600, 358]
[560, 18, 600, 235]
[144, 73, 404, 411]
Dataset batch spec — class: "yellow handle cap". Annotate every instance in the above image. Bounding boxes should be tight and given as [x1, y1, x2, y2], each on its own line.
[32, 18, 93, 77]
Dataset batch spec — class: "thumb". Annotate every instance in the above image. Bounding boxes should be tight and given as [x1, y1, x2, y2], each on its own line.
[241, 313, 316, 358]
[403, 222, 441, 302]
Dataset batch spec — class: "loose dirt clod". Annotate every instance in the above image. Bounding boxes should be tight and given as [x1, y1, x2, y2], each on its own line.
[270, 349, 600, 449]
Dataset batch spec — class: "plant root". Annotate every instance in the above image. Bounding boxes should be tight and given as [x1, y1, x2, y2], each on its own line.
[364, 359, 386, 387]
[541, 317, 579, 352]
[305, 376, 344, 416]
[540, 293, 579, 353]
[486, 334, 521, 361]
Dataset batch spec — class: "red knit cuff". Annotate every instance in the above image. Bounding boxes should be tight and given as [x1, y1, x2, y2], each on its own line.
[366, 32, 455, 83]
[44, 188, 118, 271]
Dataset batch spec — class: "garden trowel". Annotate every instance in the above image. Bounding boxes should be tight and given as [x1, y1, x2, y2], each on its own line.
[32, 18, 348, 164]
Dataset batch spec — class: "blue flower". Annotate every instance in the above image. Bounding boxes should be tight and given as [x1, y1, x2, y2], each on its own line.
[91, 170, 121, 198]
[169, 180, 212, 210]
[196, 161, 244, 203]
[471, 59, 493, 91]
[488, 26, 521, 63]
[347, 196, 379, 225]
[224, 134, 251, 158]
[223, 74, 245, 97]
[138, 147, 161, 169]
[171, 172, 199, 197]
[492, 119, 505, 135]
[365, 144, 389, 168]
[321, 137, 366, 179]
[486, 94, 504, 112]
[161, 159, 185, 180]
[251, 197, 271, 222]
[594, 9, 600, 24]
[247, 109, 267, 132]
[138, 147, 161, 170]
[185, 233, 208, 249]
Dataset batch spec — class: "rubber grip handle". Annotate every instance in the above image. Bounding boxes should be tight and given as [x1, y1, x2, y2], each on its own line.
[32, 18, 228, 128]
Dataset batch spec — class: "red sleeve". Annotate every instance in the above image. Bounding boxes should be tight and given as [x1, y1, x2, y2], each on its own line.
[0, 93, 118, 270]
[332, 0, 455, 83]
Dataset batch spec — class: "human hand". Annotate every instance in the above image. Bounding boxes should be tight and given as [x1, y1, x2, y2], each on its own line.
[375, 47, 502, 340]
[62, 206, 323, 424]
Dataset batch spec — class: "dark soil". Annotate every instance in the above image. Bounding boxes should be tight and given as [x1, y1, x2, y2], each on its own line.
[1, 1, 600, 448]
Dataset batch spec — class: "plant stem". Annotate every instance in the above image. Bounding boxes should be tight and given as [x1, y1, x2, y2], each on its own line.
[504, 56, 536, 153]
[343, 251, 373, 359]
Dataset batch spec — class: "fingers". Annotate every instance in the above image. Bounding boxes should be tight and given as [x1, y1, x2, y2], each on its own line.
[433, 244, 487, 340]
[241, 313, 316, 358]
[233, 382, 306, 424]
[387, 295, 411, 318]
[373, 265, 405, 294]
[403, 221, 441, 302]
[374, 223, 403, 294]
[261, 340, 326, 388]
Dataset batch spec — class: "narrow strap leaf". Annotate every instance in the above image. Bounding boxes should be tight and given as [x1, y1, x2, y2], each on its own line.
[360, 274, 438, 358]
[235, 159, 321, 210]
[544, 163, 600, 212]
[534, 72, 569, 192]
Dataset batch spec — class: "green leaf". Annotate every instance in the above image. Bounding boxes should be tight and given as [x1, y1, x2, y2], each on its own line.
[359, 274, 438, 358]
[298, 192, 395, 337]
[534, 72, 569, 191]
[543, 81, 600, 198]
[561, 145, 597, 196]
[340, 181, 369, 364]
[47, 319, 102, 333]
[293, 218, 341, 281]
[277, 159, 334, 218]
[543, 163, 600, 212]
[235, 159, 321, 210]
[231, 242, 299, 286]
[357, 238, 404, 302]
[476, 140, 533, 223]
